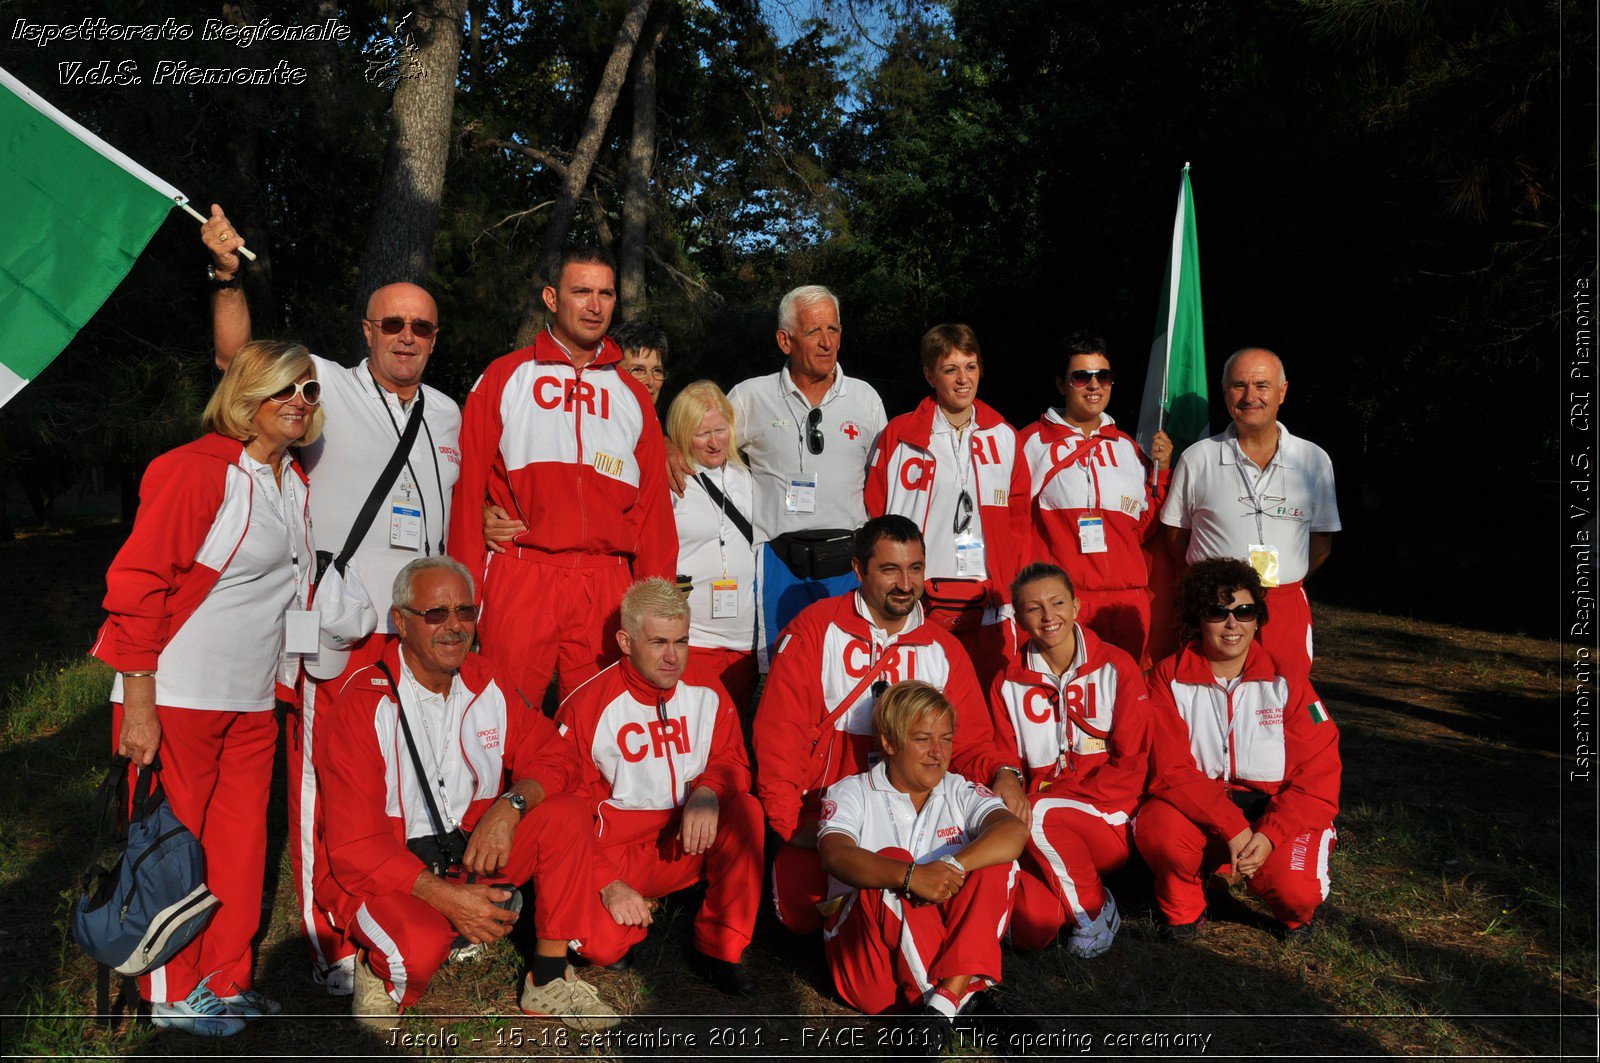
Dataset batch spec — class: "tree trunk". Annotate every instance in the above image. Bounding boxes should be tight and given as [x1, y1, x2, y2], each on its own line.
[355, 0, 468, 349]
[618, 7, 669, 322]
[514, 0, 654, 346]
[220, 2, 275, 330]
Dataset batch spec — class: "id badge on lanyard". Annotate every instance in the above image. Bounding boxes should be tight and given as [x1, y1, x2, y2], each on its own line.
[1249, 544, 1281, 588]
[285, 609, 320, 656]
[711, 578, 739, 619]
[389, 475, 423, 550]
[1076, 514, 1107, 553]
[954, 538, 986, 577]
[786, 474, 818, 514]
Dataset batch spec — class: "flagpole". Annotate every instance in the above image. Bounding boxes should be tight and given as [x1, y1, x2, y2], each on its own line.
[178, 202, 257, 262]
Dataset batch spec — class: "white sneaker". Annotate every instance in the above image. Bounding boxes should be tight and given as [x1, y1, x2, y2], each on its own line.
[149, 975, 246, 1038]
[448, 940, 488, 964]
[222, 988, 282, 1017]
[352, 954, 401, 1032]
[519, 966, 622, 1031]
[1067, 891, 1122, 959]
[312, 954, 357, 997]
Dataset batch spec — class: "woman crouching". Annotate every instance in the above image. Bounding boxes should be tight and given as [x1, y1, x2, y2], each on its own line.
[817, 680, 1026, 1041]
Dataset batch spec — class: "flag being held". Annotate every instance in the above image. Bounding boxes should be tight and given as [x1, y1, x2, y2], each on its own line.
[0, 64, 251, 409]
[1137, 162, 1209, 459]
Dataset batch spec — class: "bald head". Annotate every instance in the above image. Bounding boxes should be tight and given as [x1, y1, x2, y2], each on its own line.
[361, 283, 439, 397]
[1221, 347, 1285, 387]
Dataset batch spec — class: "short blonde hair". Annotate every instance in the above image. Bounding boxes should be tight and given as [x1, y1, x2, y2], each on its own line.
[620, 576, 691, 635]
[871, 680, 957, 751]
[666, 380, 744, 471]
[202, 340, 324, 446]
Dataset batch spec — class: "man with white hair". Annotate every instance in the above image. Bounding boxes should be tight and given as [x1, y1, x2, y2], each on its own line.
[557, 578, 764, 997]
[718, 286, 888, 666]
[1160, 348, 1340, 676]
[315, 557, 620, 1030]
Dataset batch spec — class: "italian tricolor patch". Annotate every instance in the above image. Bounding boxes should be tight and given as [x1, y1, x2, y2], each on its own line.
[1307, 701, 1331, 724]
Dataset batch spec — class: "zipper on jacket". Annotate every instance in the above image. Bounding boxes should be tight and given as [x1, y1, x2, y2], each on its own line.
[574, 365, 588, 549]
[657, 693, 683, 806]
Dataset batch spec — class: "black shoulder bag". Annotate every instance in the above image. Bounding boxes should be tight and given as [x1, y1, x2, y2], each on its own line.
[314, 393, 425, 582]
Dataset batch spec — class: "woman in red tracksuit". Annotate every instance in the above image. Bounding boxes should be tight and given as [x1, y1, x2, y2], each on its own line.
[1135, 557, 1341, 940]
[865, 324, 1028, 690]
[94, 341, 321, 1036]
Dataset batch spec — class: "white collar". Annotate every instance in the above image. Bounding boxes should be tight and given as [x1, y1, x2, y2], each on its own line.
[853, 590, 923, 639]
[1026, 625, 1087, 682]
[1218, 423, 1295, 468]
[781, 363, 847, 405]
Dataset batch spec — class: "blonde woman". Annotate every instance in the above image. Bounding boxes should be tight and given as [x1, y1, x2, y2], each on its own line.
[666, 381, 759, 711]
[93, 341, 322, 1035]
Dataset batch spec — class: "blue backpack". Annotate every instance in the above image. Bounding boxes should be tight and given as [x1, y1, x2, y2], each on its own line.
[72, 756, 219, 977]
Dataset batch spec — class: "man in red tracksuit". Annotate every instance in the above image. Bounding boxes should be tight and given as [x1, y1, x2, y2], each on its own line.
[754, 515, 1026, 935]
[449, 246, 676, 705]
[316, 558, 620, 1029]
[558, 578, 763, 996]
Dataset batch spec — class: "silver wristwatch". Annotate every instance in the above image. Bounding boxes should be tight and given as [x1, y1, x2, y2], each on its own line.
[499, 790, 528, 814]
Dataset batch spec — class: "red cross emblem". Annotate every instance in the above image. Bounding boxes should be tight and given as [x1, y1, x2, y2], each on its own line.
[841, 422, 861, 441]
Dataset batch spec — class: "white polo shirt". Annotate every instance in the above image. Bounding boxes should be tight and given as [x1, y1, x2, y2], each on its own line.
[1160, 422, 1340, 585]
[304, 355, 462, 632]
[671, 462, 759, 650]
[818, 762, 1005, 902]
[728, 365, 887, 544]
[395, 649, 474, 838]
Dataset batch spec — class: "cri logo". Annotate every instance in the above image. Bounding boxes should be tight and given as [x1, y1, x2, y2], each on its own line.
[842, 642, 917, 683]
[617, 717, 690, 762]
[532, 375, 613, 418]
[1021, 683, 1097, 724]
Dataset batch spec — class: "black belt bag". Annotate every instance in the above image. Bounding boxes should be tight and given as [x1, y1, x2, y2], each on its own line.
[769, 529, 854, 581]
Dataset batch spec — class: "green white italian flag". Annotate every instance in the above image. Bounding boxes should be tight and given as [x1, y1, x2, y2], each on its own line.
[1137, 163, 1209, 457]
[0, 65, 188, 409]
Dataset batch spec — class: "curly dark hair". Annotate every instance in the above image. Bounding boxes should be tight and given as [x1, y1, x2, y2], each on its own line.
[1176, 557, 1268, 647]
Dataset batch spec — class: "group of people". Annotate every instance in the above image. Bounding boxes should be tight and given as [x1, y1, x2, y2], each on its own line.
[91, 202, 1343, 1045]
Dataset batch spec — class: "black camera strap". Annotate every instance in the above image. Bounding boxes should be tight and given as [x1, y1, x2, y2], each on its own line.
[375, 660, 463, 855]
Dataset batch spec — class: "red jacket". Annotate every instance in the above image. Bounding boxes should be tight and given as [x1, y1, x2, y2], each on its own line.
[987, 625, 1154, 815]
[752, 592, 1016, 841]
[448, 329, 676, 581]
[865, 397, 1028, 605]
[314, 643, 581, 920]
[92, 432, 311, 678]
[557, 658, 751, 879]
[1146, 643, 1342, 847]
[1014, 412, 1169, 592]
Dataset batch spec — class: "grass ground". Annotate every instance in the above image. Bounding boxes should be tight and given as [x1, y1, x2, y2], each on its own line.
[0, 519, 1594, 1059]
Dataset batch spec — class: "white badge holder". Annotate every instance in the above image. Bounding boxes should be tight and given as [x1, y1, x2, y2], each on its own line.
[786, 474, 818, 514]
[954, 538, 987, 578]
[284, 609, 321, 656]
[711, 578, 739, 619]
[1077, 514, 1108, 554]
[389, 478, 423, 551]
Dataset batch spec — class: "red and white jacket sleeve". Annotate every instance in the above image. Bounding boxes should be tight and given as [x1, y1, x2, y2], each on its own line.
[627, 396, 677, 581]
[447, 362, 509, 582]
[1145, 657, 1249, 840]
[752, 618, 826, 842]
[96, 449, 227, 670]
[502, 688, 583, 805]
[1254, 675, 1341, 848]
[1055, 661, 1155, 811]
[317, 682, 427, 901]
[863, 426, 893, 518]
[687, 683, 753, 802]
[1133, 436, 1171, 544]
[991, 431, 1033, 603]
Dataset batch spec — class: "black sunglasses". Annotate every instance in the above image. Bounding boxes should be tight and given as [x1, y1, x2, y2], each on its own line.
[806, 407, 824, 455]
[267, 380, 322, 405]
[953, 490, 974, 536]
[1202, 603, 1260, 623]
[1066, 369, 1115, 388]
[401, 604, 480, 625]
[365, 316, 438, 339]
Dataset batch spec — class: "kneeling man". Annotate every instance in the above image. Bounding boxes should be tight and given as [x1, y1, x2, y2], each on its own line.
[818, 680, 1026, 1047]
[316, 557, 620, 1029]
[559, 578, 764, 995]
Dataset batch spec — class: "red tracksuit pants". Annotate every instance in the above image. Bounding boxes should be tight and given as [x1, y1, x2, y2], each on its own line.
[1076, 587, 1150, 664]
[822, 848, 1014, 1015]
[478, 550, 632, 705]
[112, 704, 276, 1005]
[1258, 580, 1314, 677]
[349, 793, 596, 1008]
[288, 634, 392, 976]
[1134, 797, 1334, 929]
[1008, 795, 1131, 951]
[576, 793, 764, 966]
[771, 839, 829, 935]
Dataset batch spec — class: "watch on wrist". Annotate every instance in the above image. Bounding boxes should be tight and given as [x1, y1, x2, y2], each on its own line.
[499, 790, 528, 814]
[207, 264, 241, 289]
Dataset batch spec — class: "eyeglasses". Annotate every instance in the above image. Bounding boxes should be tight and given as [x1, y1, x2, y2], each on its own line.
[401, 604, 480, 625]
[1202, 603, 1260, 623]
[953, 490, 973, 536]
[1066, 369, 1116, 388]
[627, 365, 667, 381]
[365, 316, 438, 339]
[806, 407, 824, 455]
[267, 380, 322, 405]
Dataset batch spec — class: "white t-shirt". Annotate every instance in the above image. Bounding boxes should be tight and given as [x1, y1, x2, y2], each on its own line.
[727, 365, 887, 543]
[302, 355, 462, 632]
[112, 454, 302, 712]
[922, 413, 986, 580]
[1160, 423, 1340, 585]
[817, 762, 1006, 902]
[671, 463, 759, 651]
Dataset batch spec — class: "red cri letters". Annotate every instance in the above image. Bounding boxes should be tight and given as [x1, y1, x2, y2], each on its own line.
[617, 717, 691, 762]
[532, 375, 612, 418]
